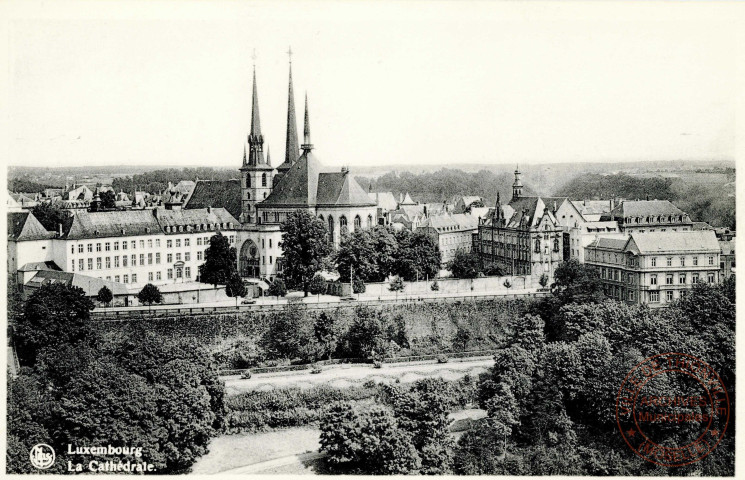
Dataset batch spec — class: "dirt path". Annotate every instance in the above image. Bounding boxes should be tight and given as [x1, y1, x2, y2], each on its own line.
[224, 358, 493, 394]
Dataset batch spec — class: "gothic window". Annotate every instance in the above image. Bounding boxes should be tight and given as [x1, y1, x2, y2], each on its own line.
[367, 214, 373, 227]
[247, 175, 251, 188]
[247, 191, 251, 200]
[534, 238, 540, 253]
[328, 216, 335, 242]
[340, 216, 348, 235]
[354, 215, 361, 230]
[553, 238, 559, 252]
[263, 192, 267, 199]
[262, 173, 267, 187]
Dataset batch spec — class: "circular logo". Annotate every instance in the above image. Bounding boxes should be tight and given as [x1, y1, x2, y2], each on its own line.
[29, 443, 55, 470]
[616, 353, 729, 467]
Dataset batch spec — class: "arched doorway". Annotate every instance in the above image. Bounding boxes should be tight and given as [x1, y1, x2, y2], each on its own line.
[239, 240, 260, 278]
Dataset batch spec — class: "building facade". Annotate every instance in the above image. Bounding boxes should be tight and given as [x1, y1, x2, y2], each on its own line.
[585, 231, 721, 307]
[417, 213, 479, 267]
[600, 199, 693, 233]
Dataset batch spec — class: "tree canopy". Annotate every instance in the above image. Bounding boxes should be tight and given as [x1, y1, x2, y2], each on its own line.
[138, 283, 162, 306]
[280, 210, 333, 295]
[31, 203, 67, 232]
[198, 232, 238, 287]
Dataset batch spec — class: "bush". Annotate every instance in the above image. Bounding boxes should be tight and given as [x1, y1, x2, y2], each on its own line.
[503, 279, 512, 289]
[437, 354, 449, 364]
[268, 279, 288, 298]
[353, 277, 366, 294]
[431, 280, 439, 291]
[374, 361, 383, 369]
[311, 365, 323, 374]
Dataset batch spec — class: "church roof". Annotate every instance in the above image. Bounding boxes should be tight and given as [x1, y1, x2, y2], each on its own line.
[316, 172, 377, 207]
[184, 179, 242, 219]
[8, 212, 55, 241]
[261, 151, 323, 207]
[372, 192, 399, 211]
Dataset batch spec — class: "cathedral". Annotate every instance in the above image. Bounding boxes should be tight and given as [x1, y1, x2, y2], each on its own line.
[235, 59, 377, 281]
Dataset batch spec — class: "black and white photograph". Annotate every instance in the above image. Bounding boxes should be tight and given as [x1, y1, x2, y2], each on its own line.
[3, 0, 741, 475]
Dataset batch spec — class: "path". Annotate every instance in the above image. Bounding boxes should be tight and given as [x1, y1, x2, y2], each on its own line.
[224, 357, 493, 394]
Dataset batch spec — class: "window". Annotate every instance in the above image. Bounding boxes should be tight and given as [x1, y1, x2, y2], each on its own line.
[176, 268, 183, 279]
[114, 241, 119, 251]
[96, 243, 102, 252]
[693, 256, 698, 266]
[71, 245, 75, 254]
[666, 257, 672, 267]
[87, 243, 93, 252]
[156, 239, 160, 247]
[269, 256, 273, 264]
[680, 256, 685, 266]
[131, 241, 135, 249]
[132, 274, 137, 283]
[197, 238, 202, 246]
[123, 274, 129, 284]
[115, 256, 120, 267]
[679, 274, 686, 284]
[167, 253, 173, 263]
[156, 271, 161, 280]
[651, 257, 656, 267]
[105, 242, 111, 251]
[139, 254, 145, 265]
[176, 253, 182, 261]
[665, 274, 673, 285]
[708, 256, 714, 265]
[131, 254, 136, 265]
[78, 244, 84, 253]
[262, 239, 265, 249]
[148, 253, 153, 265]
[534, 239, 541, 253]
[650, 274, 657, 285]
[123, 256, 128, 267]
[148, 239, 153, 248]
[148, 272, 153, 281]
[184, 238, 190, 247]
[692, 273, 699, 284]
[115, 275, 120, 282]
[167, 240, 173, 248]
[185, 267, 191, 278]
[79, 259, 84, 270]
[708, 273, 715, 284]
[650, 291, 660, 302]
[262, 173, 267, 186]
[139, 240, 145, 249]
[105, 257, 111, 269]
[156, 253, 161, 264]
[628, 291, 635, 301]
[185, 252, 190, 261]
[230, 235, 235, 244]
[553, 238, 559, 252]
[176, 239, 181, 248]
[197, 251, 203, 260]
[167, 269, 173, 279]
[123, 241, 128, 250]
[666, 291, 674, 302]
[97, 257, 102, 269]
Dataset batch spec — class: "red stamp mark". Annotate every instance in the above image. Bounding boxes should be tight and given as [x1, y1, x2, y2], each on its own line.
[616, 353, 729, 467]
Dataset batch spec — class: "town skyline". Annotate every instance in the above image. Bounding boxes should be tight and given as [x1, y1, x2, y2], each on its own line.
[5, 1, 740, 169]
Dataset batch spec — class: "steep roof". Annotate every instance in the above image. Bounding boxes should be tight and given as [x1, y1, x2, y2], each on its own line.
[400, 193, 416, 205]
[26, 270, 129, 296]
[8, 212, 55, 241]
[154, 207, 238, 230]
[628, 231, 720, 254]
[260, 151, 323, 207]
[505, 196, 565, 228]
[18, 261, 61, 272]
[184, 179, 242, 219]
[603, 200, 686, 220]
[586, 237, 630, 251]
[316, 172, 376, 207]
[63, 210, 161, 240]
[372, 192, 398, 211]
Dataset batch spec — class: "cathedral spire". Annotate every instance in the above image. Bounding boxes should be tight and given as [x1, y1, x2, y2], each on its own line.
[301, 92, 313, 153]
[266, 147, 271, 166]
[285, 49, 300, 166]
[247, 61, 265, 166]
[242, 144, 247, 166]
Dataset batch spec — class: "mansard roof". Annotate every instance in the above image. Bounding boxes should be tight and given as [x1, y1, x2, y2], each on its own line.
[602, 200, 687, 221]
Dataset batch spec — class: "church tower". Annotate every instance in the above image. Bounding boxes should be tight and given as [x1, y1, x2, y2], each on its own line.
[240, 65, 274, 224]
[512, 166, 523, 201]
[275, 53, 299, 184]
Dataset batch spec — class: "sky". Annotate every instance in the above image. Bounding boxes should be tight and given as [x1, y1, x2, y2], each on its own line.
[3, 1, 743, 169]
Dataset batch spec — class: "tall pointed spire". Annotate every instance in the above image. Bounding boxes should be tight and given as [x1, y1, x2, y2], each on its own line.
[242, 144, 247, 166]
[247, 59, 265, 166]
[266, 147, 271, 166]
[284, 49, 300, 166]
[301, 92, 313, 153]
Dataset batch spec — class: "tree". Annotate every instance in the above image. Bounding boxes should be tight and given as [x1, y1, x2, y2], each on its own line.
[389, 276, 405, 299]
[448, 249, 481, 279]
[335, 229, 377, 282]
[309, 274, 327, 298]
[31, 202, 67, 232]
[96, 285, 113, 307]
[431, 280, 439, 291]
[198, 232, 238, 287]
[320, 402, 421, 475]
[267, 278, 287, 299]
[551, 259, 604, 305]
[314, 312, 340, 360]
[394, 230, 441, 281]
[280, 210, 332, 296]
[99, 190, 116, 209]
[138, 283, 162, 311]
[262, 304, 317, 362]
[539, 273, 549, 288]
[353, 277, 366, 294]
[15, 283, 94, 365]
[225, 273, 247, 307]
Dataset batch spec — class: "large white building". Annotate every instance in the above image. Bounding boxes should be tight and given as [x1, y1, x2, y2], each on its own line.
[8, 207, 239, 292]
